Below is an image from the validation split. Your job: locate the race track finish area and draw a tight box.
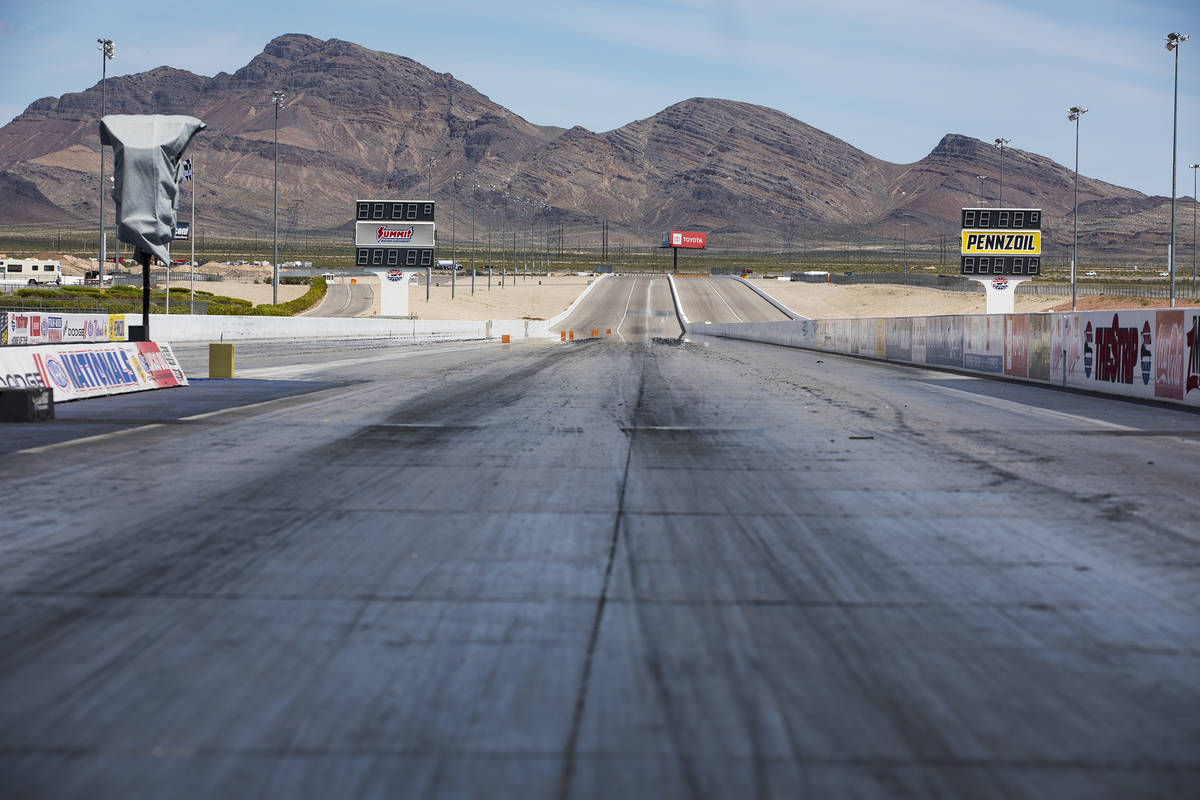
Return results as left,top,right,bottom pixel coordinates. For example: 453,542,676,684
1,277,1198,797
673,275,793,323
556,275,682,340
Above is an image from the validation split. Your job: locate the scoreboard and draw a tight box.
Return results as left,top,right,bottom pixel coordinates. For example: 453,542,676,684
354,199,435,268
356,200,435,222
960,207,1042,276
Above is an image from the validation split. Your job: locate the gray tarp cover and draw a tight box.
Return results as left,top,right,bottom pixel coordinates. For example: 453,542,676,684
100,115,205,265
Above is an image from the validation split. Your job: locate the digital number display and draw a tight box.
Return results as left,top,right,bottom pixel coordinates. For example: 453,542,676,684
355,247,434,267
960,256,1041,276
356,201,435,222
961,208,1041,230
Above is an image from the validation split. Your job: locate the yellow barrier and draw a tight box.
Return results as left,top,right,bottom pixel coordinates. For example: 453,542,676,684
209,342,235,378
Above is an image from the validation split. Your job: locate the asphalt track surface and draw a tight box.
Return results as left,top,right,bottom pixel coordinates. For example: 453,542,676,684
673,276,794,324
1,276,1198,798
303,280,374,317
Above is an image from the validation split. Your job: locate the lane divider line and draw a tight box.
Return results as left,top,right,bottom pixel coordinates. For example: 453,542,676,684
730,275,807,320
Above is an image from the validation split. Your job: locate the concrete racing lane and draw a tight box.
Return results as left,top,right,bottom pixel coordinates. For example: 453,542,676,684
0,324,1197,797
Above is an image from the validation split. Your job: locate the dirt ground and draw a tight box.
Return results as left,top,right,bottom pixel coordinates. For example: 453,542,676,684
1047,294,1200,312
755,281,1065,318
322,272,598,320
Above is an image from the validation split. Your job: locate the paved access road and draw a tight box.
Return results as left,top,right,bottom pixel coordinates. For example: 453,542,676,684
1,279,1198,798
672,275,794,324
304,278,375,317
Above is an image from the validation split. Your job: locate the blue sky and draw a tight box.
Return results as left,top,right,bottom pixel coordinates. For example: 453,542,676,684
0,0,1196,197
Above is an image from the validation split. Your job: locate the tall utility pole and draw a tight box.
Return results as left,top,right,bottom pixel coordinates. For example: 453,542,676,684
426,157,437,197
471,182,479,294
271,90,285,305
976,175,987,206
451,172,460,298
993,138,1011,207
97,38,114,284
1068,106,1087,312
1166,32,1188,308
1191,163,1199,296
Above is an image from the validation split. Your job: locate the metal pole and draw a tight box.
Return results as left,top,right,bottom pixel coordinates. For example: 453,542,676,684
451,172,459,299
1167,33,1187,308
272,90,284,305
1070,108,1085,312
1192,163,1198,297
994,138,1010,208
190,160,196,313
903,218,908,276
471,182,477,294
98,39,112,285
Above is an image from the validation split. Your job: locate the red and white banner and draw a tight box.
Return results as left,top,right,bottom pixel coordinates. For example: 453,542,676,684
0,341,187,402
662,231,707,249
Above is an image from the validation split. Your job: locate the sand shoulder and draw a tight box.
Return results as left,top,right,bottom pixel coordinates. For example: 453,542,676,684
754,281,1065,318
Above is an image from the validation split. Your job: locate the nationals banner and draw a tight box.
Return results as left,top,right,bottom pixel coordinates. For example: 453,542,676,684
0,341,188,401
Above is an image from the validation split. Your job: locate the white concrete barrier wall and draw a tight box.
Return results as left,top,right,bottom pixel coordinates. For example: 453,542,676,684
546,272,609,330
123,314,555,342
698,309,1200,408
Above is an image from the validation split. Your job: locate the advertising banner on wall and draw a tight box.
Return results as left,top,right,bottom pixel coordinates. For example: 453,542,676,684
0,341,187,401
702,307,1200,409
1,312,121,347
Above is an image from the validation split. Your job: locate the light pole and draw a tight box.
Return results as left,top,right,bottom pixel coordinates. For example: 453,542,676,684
1068,106,1087,312
426,157,437,198
97,38,113,284
471,181,479,294
1166,32,1188,308
451,171,460,298
1191,162,1198,296
993,138,1011,207
976,175,987,205
271,90,285,304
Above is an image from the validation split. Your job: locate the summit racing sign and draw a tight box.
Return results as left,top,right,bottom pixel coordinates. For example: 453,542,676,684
961,231,1042,255
376,226,414,242
354,221,435,248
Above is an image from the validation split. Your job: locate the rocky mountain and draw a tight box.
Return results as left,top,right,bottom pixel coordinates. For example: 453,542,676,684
0,33,1183,255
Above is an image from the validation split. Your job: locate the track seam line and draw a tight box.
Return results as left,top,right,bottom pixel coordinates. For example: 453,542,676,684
556,356,642,800
613,276,639,342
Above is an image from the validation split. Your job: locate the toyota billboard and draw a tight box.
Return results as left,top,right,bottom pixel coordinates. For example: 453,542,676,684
661,231,707,249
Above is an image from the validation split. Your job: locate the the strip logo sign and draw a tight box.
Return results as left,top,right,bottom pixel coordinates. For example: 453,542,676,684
961,231,1041,255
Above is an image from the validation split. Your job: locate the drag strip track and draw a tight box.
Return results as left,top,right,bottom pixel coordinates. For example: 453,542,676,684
303,280,375,317
673,276,794,324
555,275,682,341
1,321,1198,796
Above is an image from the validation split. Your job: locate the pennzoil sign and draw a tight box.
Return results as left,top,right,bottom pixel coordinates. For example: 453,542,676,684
961,230,1041,255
